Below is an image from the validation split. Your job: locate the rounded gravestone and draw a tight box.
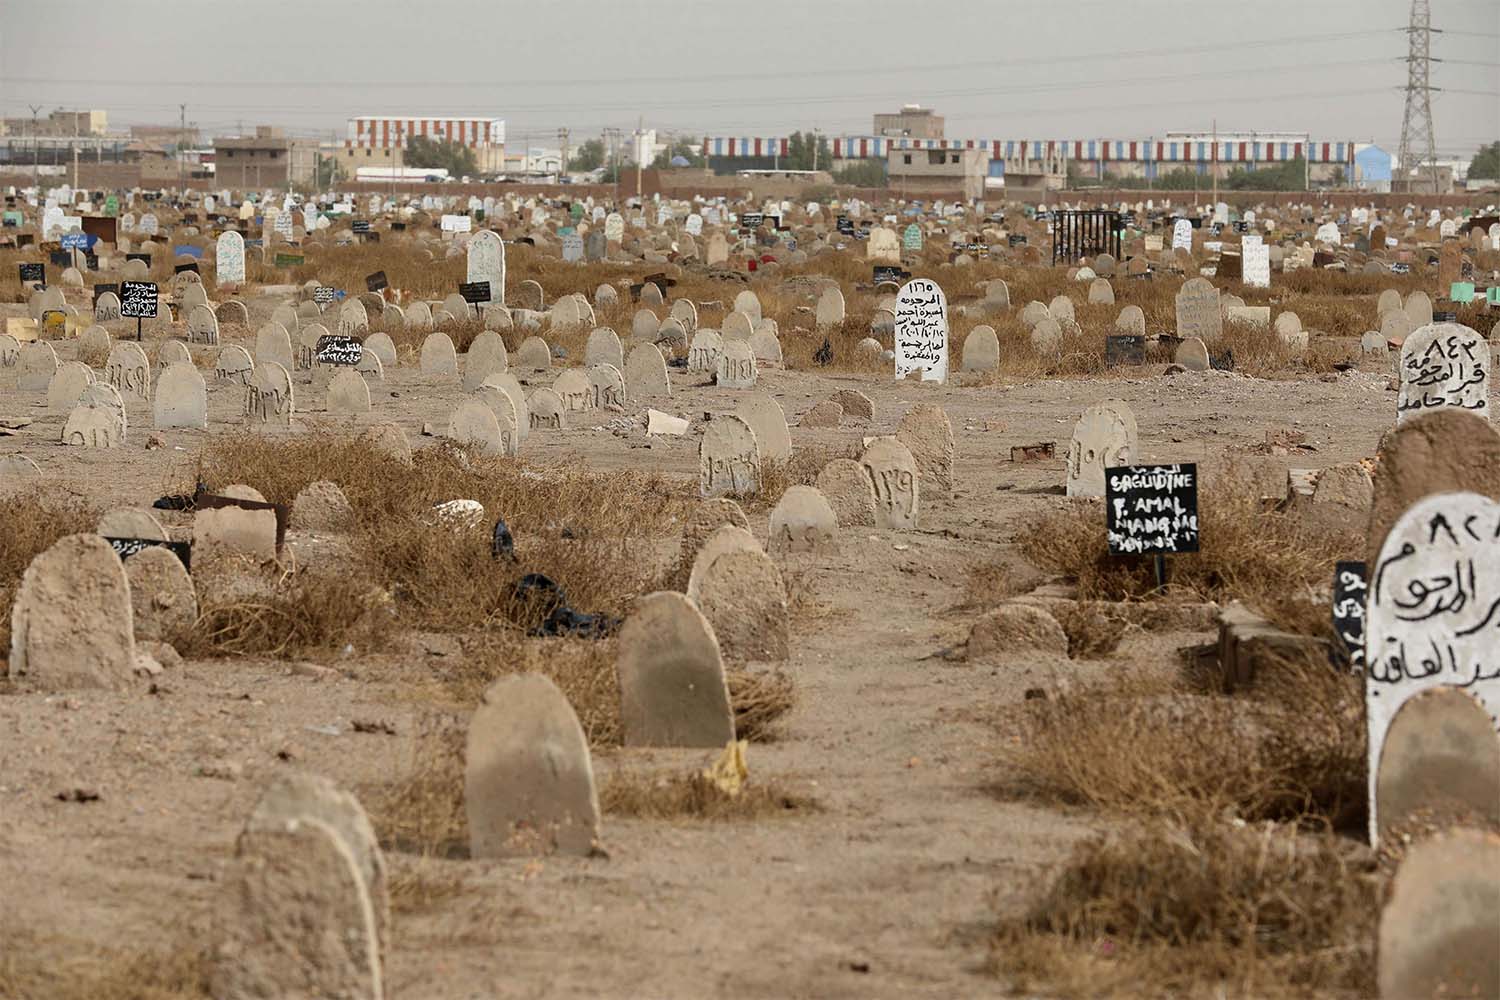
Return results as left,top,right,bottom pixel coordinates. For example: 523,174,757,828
769,485,839,554
419,332,458,375
816,458,878,528
1376,687,1500,840
124,545,198,641
465,674,600,858
8,534,135,690
1378,829,1500,1000
463,330,508,391
859,437,919,530
624,343,670,398
515,336,551,371
897,403,954,499
734,392,791,464
616,591,735,747
961,325,999,373
693,548,790,663
699,414,760,497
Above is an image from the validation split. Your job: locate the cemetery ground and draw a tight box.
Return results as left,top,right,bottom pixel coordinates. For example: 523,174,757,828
0,231,1496,998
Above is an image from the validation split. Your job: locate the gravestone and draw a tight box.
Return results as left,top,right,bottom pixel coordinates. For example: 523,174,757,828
255,322,294,373
1364,490,1500,843
867,226,901,263
364,332,397,368
1087,278,1115,305
625,343,670,398
46,361,94,414
17,341,59,392
769,485,839,554
1396,323,1489,425
246,772,390,965
897,403,955,498
1376,686,1499,843
860,437,919,530
816,458,878,527
734,393,791,463
337,299,369,339
326,369,371,416
688,329,723,373
1066,401,1138,498
632,309,660,344
553,369,593,413
474,379,520,455
1377,828,1500,1000
1406,291,1434,329
246,360,294,428
215,230,245,285
815,287,846,329
716,340,757,389
527,387,565,430
124,545,197,641
1115,305,1146,337
465,674,600,857
1175,277,1223,342
515,336,551,370
419,332,458,375
213,817,381,1000
1031,317,1063,356
894,278,949,383
584,328,624,370
153,363,209,430
466,229,506,306
722,311,754,342
668,299,698,334
692,547,790,662
462,330,508,391
586,364,625,410
62,397,125,448
960,325,998,372
699,414,760,497
8,534,135,690
447,399,506,455
616,591,735,747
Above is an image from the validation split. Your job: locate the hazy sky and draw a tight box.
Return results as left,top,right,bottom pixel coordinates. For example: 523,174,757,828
3,0,1496,156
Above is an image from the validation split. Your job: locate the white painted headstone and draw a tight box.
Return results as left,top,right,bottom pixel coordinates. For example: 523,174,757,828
893,278,948,383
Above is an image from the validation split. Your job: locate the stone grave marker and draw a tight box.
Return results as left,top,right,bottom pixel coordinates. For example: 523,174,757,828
1175,276,1223,342
897,403,955,498
716,340,757,389
769,485,839,554
8,534,135,690
894,278,948,383
466,229,506,305
246,360,294,428
616,592,735,747
462,330,509,391
527,386,566,430
688,329,723,373
465,674,600,857
153,363,208,430
17,341,58,392
255,322,294,373
699,414,760,497
1066,401,1138,498
1396,323,1488,425
1378,828,1500,1000
625,343,670,398
1364,490,1500,843
860,437,919,529
584,327,624,369
734,393,791,463
123,545,197,641
46,360,94,414
419,332,458,375
692,547,790,662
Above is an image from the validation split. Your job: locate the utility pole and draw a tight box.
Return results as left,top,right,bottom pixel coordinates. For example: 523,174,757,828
1398,0,1441,195
1211,118,1218,205
72,137,78,191
635,115,643,200
558,127,570,180
178,103,187,194
29,105,42,193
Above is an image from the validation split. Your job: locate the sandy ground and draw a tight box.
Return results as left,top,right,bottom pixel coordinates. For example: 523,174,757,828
0,303,1415,998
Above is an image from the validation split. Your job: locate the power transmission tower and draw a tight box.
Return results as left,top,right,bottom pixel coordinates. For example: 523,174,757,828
1398,0,1441,195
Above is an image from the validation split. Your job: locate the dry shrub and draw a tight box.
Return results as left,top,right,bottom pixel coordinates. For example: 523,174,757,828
365,711,468,857
990,818,1380,999
0,925,209,1000
1015,466,1356,636
189,433,687,631
174,567,393,658
727,669,797,742
1054,601,1127,659
0,490,99,653
386,855,470,915
961,558,1044,609
1004,651,1366,831
600,769,816,820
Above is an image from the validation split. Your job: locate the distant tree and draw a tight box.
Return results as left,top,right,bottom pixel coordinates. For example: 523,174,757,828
569,137,605,172
832,159,886,187
404,136,477,177
1225,157,1305,191
315,156,345,188
651,138,704,169
1469,141,1500,180
783,131,831,171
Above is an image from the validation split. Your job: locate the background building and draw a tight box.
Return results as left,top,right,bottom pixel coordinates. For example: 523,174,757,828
338,115,506,175
215,126,318,188
886,145,989,201
873,105,944,140
0,108,108,137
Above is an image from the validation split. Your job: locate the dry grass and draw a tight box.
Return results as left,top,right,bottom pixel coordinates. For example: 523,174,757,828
989,817,1380,999
1000,649,1366,832
1009,465,1356,638
600,768,817,820
1053,601,1128,659
386,855,472,915
172,566,393,659
186,432,687,635
0,925,209,1000
0,490,100,654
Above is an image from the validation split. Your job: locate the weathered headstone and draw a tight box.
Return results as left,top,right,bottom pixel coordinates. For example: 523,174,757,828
616,591,735,747
8,534,135,690
859,437,919,530
894,278,948,383
699,414,760,497
1066,401,1138,498
1396,323,1489,425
